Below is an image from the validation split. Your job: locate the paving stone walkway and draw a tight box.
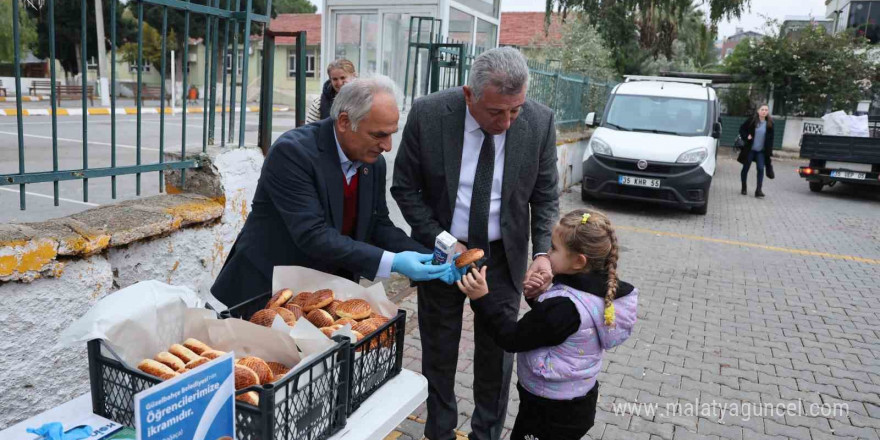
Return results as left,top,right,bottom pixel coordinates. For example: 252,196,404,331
386,155,880,440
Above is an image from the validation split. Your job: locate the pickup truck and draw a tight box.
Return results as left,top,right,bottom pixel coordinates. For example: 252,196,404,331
797,120,880,192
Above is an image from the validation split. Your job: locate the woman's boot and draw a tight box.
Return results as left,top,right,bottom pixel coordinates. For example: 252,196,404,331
755,187,765,198
741,182,747,195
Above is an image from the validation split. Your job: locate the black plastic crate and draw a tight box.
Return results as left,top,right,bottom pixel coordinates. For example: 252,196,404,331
223,292,405,415
87,336,350,440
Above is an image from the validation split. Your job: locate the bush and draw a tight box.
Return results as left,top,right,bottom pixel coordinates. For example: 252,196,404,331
725,23,878,117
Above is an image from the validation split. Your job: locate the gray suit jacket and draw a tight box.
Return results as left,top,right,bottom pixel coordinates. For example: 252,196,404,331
391,87,559,290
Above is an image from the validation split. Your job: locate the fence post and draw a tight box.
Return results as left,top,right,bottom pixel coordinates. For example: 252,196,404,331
582,76,590,124
295,31,307,126
551,71,561,117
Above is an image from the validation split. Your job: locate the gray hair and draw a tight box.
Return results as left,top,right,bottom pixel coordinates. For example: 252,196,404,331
468,46,529,101
330,75,400,131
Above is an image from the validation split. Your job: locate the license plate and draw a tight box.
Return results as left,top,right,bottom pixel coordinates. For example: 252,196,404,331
618,175,661,188
831,170,866,180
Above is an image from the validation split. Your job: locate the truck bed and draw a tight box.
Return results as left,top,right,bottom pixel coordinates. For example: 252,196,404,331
800,133,880,164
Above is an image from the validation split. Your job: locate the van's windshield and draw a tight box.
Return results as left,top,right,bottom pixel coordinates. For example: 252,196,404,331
604,94,710,137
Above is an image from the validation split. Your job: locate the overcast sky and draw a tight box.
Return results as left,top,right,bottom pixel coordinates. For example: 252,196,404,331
308,0,829,39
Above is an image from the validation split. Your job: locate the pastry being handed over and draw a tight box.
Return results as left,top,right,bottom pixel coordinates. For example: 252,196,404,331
455,248,485,268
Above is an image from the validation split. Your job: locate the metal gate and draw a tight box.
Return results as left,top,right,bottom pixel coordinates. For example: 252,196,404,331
402,16,479,107
2,0,306,210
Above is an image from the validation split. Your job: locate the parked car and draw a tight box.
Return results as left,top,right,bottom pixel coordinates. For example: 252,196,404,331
797,118,880,193
582,76,722,215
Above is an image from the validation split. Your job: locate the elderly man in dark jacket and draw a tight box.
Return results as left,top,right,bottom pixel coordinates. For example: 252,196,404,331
212,77,456,307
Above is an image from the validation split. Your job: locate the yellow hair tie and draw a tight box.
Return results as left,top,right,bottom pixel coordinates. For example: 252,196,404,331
581,213,591,224
604,303,616,326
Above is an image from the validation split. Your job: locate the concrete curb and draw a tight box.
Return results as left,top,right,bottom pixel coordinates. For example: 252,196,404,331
0,96,44,102
0,105,291,116
0,193,223,282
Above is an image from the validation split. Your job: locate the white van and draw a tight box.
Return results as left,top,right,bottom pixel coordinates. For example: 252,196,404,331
582,76,721,215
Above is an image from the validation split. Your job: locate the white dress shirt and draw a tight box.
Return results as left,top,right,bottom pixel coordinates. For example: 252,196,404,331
450,107,506,244
334,129,395,279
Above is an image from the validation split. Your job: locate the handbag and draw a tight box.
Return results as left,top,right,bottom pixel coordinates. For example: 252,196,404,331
733,135,745,150
766,163,775,179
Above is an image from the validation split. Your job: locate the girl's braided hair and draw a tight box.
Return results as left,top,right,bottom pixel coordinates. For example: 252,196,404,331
556,209,620,326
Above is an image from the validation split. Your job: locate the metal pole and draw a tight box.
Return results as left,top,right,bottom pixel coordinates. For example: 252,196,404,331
208,0,221,145
295,31,306,127
95,0,111,106
49,0,59,205
13,0,26,209
259,31,275,153
160,7,168,192
136,0,144,195
171,50,176,108
202,10,213,152
220,0,230,147
110,0,117,199
228,0,239,145
238,0,253,147
181,1,191,187
81,0,89,202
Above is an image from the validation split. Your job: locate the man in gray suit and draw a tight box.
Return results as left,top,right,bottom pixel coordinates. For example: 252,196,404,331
392,47,559,440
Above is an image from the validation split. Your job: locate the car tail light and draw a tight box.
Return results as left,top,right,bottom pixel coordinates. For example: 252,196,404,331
800,167,814,175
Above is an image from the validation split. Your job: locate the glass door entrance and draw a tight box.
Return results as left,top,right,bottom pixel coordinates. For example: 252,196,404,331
334,13,379,75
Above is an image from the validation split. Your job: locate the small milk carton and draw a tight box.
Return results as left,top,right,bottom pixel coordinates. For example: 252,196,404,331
433,231,458,266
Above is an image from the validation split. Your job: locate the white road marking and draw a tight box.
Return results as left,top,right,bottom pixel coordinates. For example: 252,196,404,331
0,187,100,206
0,130,161,152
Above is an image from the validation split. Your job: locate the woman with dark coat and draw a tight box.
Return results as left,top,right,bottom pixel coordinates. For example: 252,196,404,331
305,58,357,123
738,104,774,198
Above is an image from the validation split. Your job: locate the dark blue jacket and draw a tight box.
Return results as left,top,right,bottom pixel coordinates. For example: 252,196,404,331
211,118,428,307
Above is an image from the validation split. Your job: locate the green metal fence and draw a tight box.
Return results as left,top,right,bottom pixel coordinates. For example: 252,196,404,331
2,0,306,210
526,60,618,128
402,28,616,128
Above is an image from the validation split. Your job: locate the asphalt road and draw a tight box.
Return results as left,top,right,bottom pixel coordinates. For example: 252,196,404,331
0,112,299,223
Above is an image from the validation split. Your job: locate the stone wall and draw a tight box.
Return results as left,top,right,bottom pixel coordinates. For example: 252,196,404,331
0,146,264,428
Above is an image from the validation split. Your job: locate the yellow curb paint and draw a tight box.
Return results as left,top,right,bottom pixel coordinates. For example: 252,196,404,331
125,108,138,115
616,225,880,265
55,108,69,116
383,432,403,440
89,108,111,115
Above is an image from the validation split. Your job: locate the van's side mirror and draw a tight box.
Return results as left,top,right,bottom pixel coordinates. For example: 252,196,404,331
585,112,597,127
712,122,722,139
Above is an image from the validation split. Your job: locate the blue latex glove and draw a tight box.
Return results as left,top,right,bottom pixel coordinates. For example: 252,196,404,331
438,264,464,285
27,422,93,440
392,252,451,282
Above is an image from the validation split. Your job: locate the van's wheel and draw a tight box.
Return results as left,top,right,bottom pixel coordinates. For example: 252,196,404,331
809,182,824,193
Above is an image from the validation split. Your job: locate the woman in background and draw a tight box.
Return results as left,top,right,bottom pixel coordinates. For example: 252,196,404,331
305,59,357,123
738,104,774,198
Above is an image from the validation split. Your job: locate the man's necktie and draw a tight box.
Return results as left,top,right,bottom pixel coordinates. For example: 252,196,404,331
467,129,495,261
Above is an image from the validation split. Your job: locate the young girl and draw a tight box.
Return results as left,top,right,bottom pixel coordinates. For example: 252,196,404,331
458,209,638,440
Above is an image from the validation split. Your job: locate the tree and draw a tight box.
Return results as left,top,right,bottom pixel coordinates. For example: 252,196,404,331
26,0,137,77
0,0,39,63
547,15,616,80
119,22,177,74
725,22,878,117
546,0,746,75
271,0,316,16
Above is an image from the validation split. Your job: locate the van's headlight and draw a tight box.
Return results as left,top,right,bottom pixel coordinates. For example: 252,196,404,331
676,147,708,164
590,138,613,156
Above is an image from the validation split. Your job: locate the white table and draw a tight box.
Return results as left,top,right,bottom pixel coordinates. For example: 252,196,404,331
0,369,427,440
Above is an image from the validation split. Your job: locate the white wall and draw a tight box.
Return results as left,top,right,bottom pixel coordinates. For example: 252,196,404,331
781,116,824,150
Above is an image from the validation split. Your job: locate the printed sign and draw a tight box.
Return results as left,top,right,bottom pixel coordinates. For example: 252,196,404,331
134,352,236,440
